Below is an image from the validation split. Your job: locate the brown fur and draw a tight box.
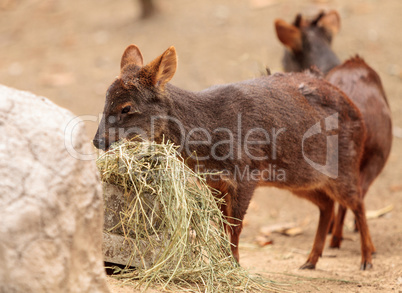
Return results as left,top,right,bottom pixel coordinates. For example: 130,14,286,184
94,45,374,269
275,11,392,252
326,56,392,248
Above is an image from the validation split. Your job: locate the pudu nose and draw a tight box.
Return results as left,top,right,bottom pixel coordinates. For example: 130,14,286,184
93,138,107,151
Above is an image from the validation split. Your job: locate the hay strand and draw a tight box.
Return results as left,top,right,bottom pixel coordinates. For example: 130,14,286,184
97,140,279,292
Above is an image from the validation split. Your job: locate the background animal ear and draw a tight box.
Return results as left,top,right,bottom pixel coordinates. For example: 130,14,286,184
121,44,144,69
317,10,341,37
293,13,303,27
146,46,177,90
275,19,302,52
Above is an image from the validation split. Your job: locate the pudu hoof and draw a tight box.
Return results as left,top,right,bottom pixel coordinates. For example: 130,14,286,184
299,262,316,270
360,262,373,270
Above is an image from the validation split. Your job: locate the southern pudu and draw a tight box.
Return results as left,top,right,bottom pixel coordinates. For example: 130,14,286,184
275,10,392,250
93,44,375,269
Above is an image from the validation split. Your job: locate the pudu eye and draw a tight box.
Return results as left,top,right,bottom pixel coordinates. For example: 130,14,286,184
121,105,131,114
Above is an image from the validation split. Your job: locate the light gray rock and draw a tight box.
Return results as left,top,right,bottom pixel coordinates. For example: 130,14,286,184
0,85,110,293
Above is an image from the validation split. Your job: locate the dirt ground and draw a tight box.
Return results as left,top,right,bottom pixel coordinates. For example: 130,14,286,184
1,0,402,292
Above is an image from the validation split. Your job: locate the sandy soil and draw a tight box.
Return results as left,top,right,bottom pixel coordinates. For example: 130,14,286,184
1,0,402,292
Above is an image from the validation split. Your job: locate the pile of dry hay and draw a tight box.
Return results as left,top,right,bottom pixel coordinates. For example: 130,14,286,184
97,140,279,292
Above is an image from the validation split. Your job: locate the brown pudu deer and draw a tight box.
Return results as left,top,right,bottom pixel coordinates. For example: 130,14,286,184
275,10,392,249
94,44,375,269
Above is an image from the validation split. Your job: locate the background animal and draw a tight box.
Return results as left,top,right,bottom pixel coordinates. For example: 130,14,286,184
275,10,392,249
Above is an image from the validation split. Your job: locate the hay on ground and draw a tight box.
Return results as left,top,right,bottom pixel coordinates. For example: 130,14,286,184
96,139,280,292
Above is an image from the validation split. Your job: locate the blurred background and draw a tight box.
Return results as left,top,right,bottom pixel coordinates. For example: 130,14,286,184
1,0,401,137
2,1,402,290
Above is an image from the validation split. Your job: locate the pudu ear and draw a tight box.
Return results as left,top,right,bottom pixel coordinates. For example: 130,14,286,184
317,10,341,37
293,13,303,27
145,46,177,90
120,44,144,69
274,19,302,52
